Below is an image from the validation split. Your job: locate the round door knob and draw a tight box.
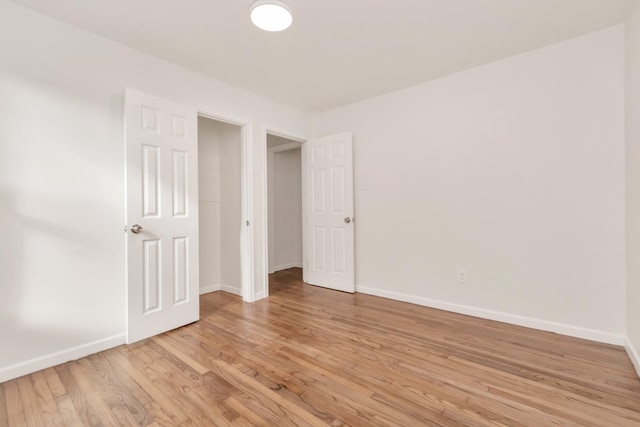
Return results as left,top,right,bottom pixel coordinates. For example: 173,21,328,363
131,224,143,234
344,217,351,224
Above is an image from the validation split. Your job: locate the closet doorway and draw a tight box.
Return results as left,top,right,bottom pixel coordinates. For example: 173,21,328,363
267,134,303,292
198,116,244,297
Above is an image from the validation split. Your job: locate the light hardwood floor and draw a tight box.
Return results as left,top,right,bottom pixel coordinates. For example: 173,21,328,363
1,268,639,426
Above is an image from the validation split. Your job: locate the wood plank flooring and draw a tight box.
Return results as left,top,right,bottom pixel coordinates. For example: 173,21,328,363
1,267,639,426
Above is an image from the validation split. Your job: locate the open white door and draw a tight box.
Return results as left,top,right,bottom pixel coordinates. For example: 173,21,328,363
305,132,355,292
125,88,199,344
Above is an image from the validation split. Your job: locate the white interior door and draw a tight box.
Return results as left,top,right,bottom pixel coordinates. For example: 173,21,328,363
125,88,199,344
304,132,355,292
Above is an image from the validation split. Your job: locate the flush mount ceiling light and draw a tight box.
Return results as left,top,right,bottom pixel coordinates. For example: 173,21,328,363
250,0,293,32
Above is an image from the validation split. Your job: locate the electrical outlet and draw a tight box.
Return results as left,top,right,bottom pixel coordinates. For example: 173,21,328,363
457,267,468,284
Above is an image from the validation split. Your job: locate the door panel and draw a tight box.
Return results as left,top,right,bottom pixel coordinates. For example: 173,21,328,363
125,88,199,344
172,150,188,217
142,145,160,217
143,239,161,313
173,237,189,304
305,132,354,292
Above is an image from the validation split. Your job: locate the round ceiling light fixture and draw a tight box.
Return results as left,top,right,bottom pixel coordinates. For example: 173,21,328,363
250,0,293,32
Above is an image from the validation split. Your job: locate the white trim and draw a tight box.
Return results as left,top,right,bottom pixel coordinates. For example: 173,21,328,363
197,110,251,128
268,141,303,153
240,122,255,303
266,129,307,143
257,127,270,301
221,284,243,296
274,263,303,271
356,285,625,345
199,284,221,295
267,151,275,276
0,334,126,383
625,338,640,378
301,143,308,284
255,291,267,300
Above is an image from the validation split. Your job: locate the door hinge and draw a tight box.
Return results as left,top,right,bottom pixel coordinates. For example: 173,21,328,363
246,220,250,226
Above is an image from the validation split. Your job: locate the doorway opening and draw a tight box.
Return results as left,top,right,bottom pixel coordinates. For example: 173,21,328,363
198,116,244,297
266,133,304,295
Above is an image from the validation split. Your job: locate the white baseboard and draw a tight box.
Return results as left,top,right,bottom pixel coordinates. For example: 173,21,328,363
0,333,126,383
199,284,221,295
355,285,625,346
201,283,243,298
274,263,302,272
221,284,242,297
255,291,267,300
625,338,640,378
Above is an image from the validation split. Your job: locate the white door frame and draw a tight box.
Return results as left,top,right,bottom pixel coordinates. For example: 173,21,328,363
259,128,307,298
197,111,254,303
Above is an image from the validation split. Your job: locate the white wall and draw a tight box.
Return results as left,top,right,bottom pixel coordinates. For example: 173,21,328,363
312,26,626,343
198,118,222,293
0,0,632,383
0,0,309,382
625,3,640,375
272,148,303,271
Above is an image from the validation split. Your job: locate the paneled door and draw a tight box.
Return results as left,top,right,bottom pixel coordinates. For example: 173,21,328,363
305,132,355,292
124,88,199,344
